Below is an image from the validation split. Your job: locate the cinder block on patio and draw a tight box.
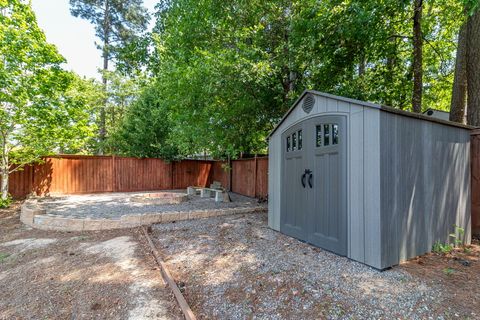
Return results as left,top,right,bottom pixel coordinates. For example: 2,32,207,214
200,189,212,198
20,204,46,226
187,186,196,195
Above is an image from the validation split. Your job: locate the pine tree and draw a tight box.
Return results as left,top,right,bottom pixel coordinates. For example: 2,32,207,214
69,0,149,153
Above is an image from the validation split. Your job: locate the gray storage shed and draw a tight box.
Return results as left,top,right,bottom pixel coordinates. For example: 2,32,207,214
268,90,472,270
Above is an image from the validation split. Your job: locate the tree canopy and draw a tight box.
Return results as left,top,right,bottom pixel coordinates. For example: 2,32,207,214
117,0,468,159
0,0,99,199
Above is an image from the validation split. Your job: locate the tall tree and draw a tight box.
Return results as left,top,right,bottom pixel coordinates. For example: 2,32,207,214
466,7,480,125
449,23,467,123
0,0,94,200
412,0,424,112
69,0,149,152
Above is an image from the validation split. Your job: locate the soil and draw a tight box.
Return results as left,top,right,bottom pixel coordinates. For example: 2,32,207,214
0,202,183,320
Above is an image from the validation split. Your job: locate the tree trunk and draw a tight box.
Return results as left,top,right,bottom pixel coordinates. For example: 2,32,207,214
1,169,8,200
449,23,468,123
412,0,423,113
98,0,110,155
359,53,366,77
1,133,8,200
467,9,480,126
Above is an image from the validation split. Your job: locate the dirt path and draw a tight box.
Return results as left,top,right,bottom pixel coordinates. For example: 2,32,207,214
0,203,182,320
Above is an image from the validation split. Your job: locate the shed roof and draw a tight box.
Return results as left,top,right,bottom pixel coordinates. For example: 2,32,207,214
268,90,474,138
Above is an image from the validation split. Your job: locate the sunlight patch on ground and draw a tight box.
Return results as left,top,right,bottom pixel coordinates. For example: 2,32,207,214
1,238,58,252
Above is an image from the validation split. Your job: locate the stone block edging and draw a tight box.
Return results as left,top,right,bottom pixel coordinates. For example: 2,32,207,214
20,201,266,232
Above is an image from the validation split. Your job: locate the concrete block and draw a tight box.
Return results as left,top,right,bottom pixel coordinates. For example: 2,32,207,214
162,211,188,223
189,210,210,220
119,215,144,228
187,187,195,195
142,213,163,225
33,216,83,232
200,189,211,198
83,219,122,231
214,191,223,202
20,204,46,226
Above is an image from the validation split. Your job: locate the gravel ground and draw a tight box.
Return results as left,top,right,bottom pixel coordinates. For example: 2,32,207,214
152,213,478,319
0,205,183,319
33,191,262,219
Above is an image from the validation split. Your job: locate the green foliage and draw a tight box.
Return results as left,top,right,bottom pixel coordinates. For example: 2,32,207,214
0,252,10,263
0,194,12,208
432,224,466,254
0,0,97,199
443,267,455,276
108,84,179,159
118,0,465,158
432,241,454,254
449,224,465,247
69,0,150,68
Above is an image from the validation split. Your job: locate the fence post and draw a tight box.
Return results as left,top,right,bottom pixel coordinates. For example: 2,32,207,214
228,156,232,192
112,155,116,192
253,155,258,198
171,161,175,189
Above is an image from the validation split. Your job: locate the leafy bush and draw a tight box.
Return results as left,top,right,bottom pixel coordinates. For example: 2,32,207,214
432,225,466,254
449,225,465,247
0,195,12,209
432,241,454,254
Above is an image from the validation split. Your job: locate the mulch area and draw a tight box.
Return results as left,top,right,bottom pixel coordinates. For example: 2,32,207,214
400,236,480,318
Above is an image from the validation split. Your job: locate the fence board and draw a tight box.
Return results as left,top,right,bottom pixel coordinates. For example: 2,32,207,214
172,160,213,189
4,166,34,199
115,158,172,192
255,158,268,198
232,159,256,197
211,161,229,189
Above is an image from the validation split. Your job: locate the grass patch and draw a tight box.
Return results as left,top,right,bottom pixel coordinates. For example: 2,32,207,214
0,252,10,263
443,267,455,276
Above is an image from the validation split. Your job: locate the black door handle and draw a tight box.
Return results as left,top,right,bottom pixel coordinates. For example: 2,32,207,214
301,172,306,188
308,172,313,188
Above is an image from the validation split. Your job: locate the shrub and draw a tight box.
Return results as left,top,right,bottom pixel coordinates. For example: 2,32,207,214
0,195,13,209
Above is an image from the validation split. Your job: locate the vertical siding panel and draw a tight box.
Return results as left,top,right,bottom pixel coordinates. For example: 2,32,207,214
349,107,365,263
363,108,382,269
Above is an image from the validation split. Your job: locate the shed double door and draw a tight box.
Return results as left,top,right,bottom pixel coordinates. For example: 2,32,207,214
281,115,347,256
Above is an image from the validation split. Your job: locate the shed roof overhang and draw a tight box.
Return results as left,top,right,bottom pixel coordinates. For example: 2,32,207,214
267,90,475,139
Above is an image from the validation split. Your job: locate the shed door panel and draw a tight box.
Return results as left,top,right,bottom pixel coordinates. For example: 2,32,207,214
281,123,307,240
307,117,347,255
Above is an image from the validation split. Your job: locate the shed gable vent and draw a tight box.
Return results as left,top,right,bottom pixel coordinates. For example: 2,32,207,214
302,94,315,113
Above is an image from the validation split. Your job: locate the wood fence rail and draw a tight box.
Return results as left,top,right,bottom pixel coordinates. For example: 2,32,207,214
4,155,268,199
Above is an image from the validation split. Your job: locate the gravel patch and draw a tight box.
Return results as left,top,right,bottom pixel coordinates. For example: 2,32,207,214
33,191,262,219
152,213,460,319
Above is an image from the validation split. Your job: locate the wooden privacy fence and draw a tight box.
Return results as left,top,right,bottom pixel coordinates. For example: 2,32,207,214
5,155,268,199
